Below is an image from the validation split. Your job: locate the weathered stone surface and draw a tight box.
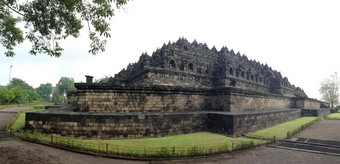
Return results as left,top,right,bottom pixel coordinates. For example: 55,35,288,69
26,108,305,138
207,109,301,135
67,38,327,113
109,38,306,97
26,38,330,139
25,108,207,139
301,108,331,117
70,85,326,113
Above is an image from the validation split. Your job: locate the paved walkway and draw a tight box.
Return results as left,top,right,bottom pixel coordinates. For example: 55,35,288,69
294,120,340,141
0,105,38,132
272,120,340,158
0,107,339,164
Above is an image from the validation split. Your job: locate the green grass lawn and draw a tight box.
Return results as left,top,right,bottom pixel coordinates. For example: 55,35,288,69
81,132,266,149
9,111,323,157
12,117,265,152
327,113,340,120
10,107,266,156
246,117,321,140
14,131,266,156
11,108,45,130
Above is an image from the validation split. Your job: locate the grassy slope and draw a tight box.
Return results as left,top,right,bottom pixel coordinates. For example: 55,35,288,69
80,132,266,150
246,117,320,139
17,131,266,155
9,107,45,130
327,113,340,120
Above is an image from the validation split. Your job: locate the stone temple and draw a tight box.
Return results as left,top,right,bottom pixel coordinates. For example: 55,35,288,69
26,38,330,139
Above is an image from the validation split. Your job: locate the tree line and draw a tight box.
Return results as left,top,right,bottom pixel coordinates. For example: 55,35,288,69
0,77,76,105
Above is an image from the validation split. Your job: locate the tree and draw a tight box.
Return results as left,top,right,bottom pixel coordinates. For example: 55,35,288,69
51,89,63,104
10,87,24,104
7,78,34,90
36,83,53,102
0,0,129,57
25,89,39,102
95,75,111,83
319,72,339,108
54,77,76,103
0,88,14,104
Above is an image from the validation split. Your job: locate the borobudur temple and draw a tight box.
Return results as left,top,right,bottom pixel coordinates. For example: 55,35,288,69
25,38,330,139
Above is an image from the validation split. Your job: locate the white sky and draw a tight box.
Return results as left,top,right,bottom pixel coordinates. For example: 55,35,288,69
1,0,340,99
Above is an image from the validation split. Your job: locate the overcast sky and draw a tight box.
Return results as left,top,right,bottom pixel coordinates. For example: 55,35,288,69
1,0,340,99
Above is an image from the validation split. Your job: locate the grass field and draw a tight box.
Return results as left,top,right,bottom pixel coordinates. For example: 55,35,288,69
327,113,340,120
246,117,321,140
9,111,324,157
81,132,266,150
10,113,265,150
9,107,266,157
14,131,266,157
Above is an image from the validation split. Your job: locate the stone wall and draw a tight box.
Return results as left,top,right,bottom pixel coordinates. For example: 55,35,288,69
26,109,207,139
26,108,304,138
67,91,76,106
210,87,294,112
301,108,331,117
71,84,325,113
74,84,214,112
304,99,323,108
207,109,301,135
293,98,323,109
224,76,271,94
228,91,292,112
